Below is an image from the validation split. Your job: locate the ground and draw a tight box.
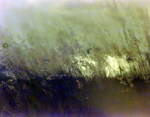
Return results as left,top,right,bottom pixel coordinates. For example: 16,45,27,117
0,67,150,117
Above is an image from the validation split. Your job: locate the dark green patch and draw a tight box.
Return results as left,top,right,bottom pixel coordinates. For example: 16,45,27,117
2,43,8,49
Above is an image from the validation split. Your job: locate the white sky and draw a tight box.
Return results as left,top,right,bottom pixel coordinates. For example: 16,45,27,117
0,0,149,8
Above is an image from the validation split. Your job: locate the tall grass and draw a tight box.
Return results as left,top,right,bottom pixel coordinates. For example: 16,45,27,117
0,0,149,83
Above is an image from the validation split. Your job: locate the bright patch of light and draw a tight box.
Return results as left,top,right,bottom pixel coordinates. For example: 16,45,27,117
72,55,98,79
74,56,97,66
104,55,138,78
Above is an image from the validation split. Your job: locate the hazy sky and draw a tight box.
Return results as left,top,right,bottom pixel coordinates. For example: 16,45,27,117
0,0,149,10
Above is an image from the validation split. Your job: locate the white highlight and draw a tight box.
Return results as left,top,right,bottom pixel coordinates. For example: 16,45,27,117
71,55,98,79
104,55,139,78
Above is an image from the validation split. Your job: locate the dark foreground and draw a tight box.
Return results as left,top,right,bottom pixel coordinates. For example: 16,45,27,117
0,69,150,117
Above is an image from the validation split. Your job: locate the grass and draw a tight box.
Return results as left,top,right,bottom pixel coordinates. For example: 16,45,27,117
0,0,150,83
0,1,150,116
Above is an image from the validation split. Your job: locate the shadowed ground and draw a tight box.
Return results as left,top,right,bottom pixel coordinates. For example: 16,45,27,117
0,67,150,117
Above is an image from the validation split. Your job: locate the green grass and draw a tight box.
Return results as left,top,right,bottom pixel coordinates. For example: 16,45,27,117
0,0,149,83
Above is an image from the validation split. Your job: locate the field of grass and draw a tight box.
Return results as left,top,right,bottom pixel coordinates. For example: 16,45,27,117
0,0,150,82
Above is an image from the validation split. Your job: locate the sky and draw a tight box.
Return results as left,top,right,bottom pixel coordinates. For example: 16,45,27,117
0,0,149,9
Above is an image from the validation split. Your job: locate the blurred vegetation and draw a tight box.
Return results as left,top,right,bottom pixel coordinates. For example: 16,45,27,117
0,1,150,85
0,1,150,116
